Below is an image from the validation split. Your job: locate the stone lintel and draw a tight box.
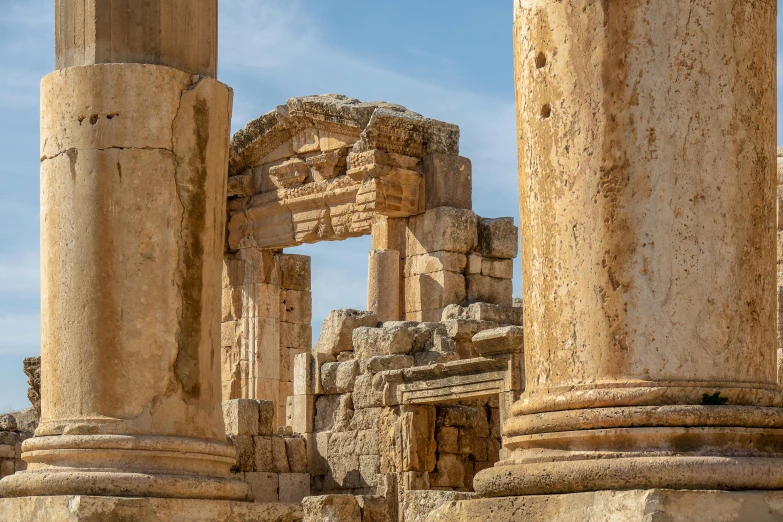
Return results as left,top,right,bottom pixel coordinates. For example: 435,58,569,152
380,356,511,405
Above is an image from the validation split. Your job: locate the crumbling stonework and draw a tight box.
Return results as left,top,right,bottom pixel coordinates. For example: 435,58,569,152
283,299,522,521
222,95,518,412
22,357,40,422
222,249,313,426
0,414,26,480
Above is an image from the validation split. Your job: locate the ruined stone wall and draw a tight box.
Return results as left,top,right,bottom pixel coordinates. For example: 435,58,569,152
222,250,312,426
287,301,522,521
223,399,310,504
0,415,27,480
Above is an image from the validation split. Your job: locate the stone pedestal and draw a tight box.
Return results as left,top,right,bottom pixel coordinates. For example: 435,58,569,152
428,490,783,522
0,496,302,522
475,0,782,497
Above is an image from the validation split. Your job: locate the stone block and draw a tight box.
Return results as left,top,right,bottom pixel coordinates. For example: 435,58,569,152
256,319,282,380
279,253,311,291
0,432,20,446
279,348,303,386
227,172,254,198
438,406,479,428
303,495,361,522
405,309,445,323
359,354,415,374
472,326,525,355
356,429,380,455
359,455,382,488
281,322,313,350
337,351,356,362
436,427,459,454
402,471,431,492
254,284,280,319
0,445,16,460
321,360,358,394
230,434,255,472
244,472,278,503
329,430,358,456
490,408,502,439
486,437,501,462
327,454,362,489
430,453,465,488
280,289,312,324
307,431,330,476
477,217,518,259
315,309,378,355
221,286,243,322
405,271,466,312
253,435,272,472
0,496,304,522
404,251,467,277
407,207,478,255
0,458,14,478
287,394,315,434
428,490,783,522
443,318,494,341
352,374,388,409
465,302,523,325
465,274,513,307
223,254,246,288
315,394,354,432
353,325,415,359
351,408,384,431
367,249,401,323
481,258,513,279
466,253,483,274
272,436,290,473
259,400,275,437
371,216,407,252
400,405,436,473
422,153,472,210
279,472,310,504
222,399,260,437
285,437,308,473
221,321,238,347
293,353,312,396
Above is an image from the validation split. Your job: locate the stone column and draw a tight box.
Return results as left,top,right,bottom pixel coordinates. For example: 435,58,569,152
0,0,248,500
476,0,783,496
367,249,401,322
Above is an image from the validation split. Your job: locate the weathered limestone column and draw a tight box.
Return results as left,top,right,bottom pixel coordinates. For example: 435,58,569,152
475,0,783,496
0,0,248,500
367,249,401,322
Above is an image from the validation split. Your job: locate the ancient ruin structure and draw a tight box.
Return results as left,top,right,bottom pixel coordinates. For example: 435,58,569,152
2,0,783,521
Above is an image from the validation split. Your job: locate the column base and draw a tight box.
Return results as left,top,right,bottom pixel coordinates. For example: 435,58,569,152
0,434,251,501
428,490,783,522
474,456,783,497
0,495,302,522
0,470,251,501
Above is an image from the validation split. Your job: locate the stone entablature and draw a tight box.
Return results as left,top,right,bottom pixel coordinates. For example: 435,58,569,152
226,95,460,251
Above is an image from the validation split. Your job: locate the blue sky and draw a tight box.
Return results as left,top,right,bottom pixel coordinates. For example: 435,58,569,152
1,2,782,413
0,1,518,411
